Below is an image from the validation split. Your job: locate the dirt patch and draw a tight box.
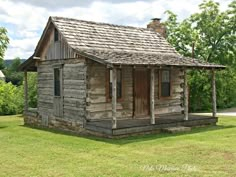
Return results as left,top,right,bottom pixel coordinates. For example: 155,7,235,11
223,151,235,161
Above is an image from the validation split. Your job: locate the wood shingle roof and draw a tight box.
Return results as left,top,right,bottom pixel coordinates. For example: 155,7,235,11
52,16,177,55
51,16,225,69
78,49,225,68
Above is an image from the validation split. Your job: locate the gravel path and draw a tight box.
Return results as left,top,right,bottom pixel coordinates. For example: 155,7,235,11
192,107,236,116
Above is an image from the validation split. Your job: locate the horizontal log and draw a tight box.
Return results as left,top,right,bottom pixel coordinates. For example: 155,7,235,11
64,102,85,109
63,85,86,91
38,88,53,95
86,103,123,112
64,89,86,95
64,94,85,99
87,110,132,120
64,80,85,86
86,96,106,104
38,102,53,109
64,108,85,117
38,107,53,115
64,63,85,68
88,88,105,95
64,105,84,112
155,105,182,115
64,73,85,80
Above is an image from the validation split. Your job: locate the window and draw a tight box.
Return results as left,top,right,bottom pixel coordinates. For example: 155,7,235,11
54,68,61,96
54,28,59,42
108,69,122,99
160,70,171,97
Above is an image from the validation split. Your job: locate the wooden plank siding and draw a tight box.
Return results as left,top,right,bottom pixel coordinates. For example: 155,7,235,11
37,62,54,120
86,60,184,120
155,69,184,115
40,26,77,60
37,58,87,125
86,60,133,120
63,62,87,124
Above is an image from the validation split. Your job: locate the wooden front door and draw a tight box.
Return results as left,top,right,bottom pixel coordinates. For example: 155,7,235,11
134,69,150,117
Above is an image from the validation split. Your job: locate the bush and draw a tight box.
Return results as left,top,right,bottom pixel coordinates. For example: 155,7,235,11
0,80,24,115
27,73,37,108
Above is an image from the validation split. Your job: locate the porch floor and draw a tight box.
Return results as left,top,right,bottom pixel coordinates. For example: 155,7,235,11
85,114,218,137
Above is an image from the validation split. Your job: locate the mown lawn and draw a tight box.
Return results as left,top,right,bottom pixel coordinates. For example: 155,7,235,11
0,115,236,177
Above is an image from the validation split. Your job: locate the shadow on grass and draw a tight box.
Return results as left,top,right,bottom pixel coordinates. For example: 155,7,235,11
0,126,7,129
21,123,236,145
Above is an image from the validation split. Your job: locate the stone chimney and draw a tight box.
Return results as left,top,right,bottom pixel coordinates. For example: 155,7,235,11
147,18,166,38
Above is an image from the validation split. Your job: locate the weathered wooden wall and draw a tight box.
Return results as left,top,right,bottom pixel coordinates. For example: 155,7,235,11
154,69,184,115
86,61,184,120
63,60,87,124
37,57,86,125
37,62,54,121
40,26,77,60
86,60,133,120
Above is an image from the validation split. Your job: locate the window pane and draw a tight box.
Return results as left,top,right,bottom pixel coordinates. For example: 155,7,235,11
161,70,170,97
54,28,59,42
161,83,170,97
162,70,170,82
54,68,60,96
117,70,121,82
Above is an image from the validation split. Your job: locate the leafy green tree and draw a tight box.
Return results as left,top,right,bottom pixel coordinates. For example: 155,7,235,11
0,80,24,115
164,0,236,111
28,73,37,108
4,57,24,85
0,27,9,69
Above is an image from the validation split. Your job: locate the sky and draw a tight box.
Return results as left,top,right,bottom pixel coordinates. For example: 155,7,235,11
0,0,232,59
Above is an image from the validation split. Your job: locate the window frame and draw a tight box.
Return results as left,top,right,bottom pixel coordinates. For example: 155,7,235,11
159,70,172,99
53,67,61,97
54,28,59,42
106,68,123,102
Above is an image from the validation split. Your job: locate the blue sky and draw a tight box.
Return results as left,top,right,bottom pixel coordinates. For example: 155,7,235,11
0,0,231,59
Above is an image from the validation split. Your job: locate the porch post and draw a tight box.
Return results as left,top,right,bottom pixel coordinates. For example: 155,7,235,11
150,68,155,124
184,69,188,120
212,70,217,117
24,71,28,111
112,68,117,129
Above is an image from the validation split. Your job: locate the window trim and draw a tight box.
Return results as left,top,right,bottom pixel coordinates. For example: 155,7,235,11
53,67,62,97
106,68,123,102
54,28,59,42
158,70,172,99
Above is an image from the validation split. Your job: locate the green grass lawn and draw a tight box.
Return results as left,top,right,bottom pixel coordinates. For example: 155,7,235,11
0,115,236,177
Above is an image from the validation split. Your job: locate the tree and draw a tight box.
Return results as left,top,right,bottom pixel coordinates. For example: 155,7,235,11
28,73,37,108
164,0,236,111
4,57,24,85
0,80,24,115
0,27,9,69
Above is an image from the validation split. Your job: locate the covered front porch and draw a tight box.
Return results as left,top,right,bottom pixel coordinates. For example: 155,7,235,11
85,114,218,137
100,66,218,125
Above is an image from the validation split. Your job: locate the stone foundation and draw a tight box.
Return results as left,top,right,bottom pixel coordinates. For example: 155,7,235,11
24,110,41,126
24,110,86,134
48,117,85,133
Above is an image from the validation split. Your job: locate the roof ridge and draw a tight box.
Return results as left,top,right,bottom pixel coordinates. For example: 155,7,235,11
77,48,179,56
50,16,158,32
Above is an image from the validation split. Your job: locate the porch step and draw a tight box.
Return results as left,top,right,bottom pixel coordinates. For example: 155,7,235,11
161,126,191,134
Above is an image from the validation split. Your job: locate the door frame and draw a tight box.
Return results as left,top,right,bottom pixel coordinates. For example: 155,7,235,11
133,68,150,118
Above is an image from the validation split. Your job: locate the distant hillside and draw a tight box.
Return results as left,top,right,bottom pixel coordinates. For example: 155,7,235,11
4,59,26,67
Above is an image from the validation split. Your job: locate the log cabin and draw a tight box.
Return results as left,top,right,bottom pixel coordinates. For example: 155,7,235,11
19,16,225,137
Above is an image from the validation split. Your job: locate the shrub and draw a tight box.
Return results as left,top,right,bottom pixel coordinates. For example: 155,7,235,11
0,80,24,115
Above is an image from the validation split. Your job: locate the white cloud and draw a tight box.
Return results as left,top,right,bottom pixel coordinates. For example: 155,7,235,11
0,0,232,59
5,37,39,59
